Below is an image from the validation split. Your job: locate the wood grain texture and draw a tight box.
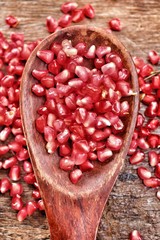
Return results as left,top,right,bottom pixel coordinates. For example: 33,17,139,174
0,0,160,240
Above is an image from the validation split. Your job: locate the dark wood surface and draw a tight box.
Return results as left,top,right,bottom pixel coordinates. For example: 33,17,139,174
0,0,160,239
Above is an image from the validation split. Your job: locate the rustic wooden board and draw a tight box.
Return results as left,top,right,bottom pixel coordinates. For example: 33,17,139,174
0,0,160,239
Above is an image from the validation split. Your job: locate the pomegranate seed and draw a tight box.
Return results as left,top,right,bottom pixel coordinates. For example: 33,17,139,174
59,157,74,171
17,207,28,222
61,2,78,14
37,50,54,64
11,195,24,211
35,115,47,133
129,230,142,240
59,144,71,156
32,189,41,199
5,15,19,27
128,139,138,155
0,126,11,141
58,14,72,28
32,69,48,81
148,50,159,65
148,151,159,167
151,75,160,89
137,138,149,150
143,177,160,188
97,148,113,162
137,167,152,180
2,156,17,169
129,151,145,164
10,182,23,196
46,16,58,33
106,134,123,151
80,161,94,172
155,163,160,178
23,161,33,173
147,134,159,148
8,165,21,181
16,147,29,161
146,118,159,130
0,145,9,155
69,169,82,184
145,101,158,117
26,201,37,216
0,178,11,193
37,199,45,211
85,45,96,59
46,140,58,154
8,141,22,152
32,83,45,97
24,173,36,185
101,62,118,80
83,4,95,19
140,64,153,78
71,9,84,23
108,18,121,31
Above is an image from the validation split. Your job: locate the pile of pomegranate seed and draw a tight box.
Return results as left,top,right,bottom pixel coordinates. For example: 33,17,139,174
32,38,133,184
0,2,159,239
46,2,95,33
0,24,45,221
128,56,160,191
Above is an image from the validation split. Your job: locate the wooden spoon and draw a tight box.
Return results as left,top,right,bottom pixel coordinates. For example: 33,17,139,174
20,25,139,240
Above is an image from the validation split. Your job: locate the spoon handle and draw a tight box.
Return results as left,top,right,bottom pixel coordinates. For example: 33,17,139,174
44,187,105,240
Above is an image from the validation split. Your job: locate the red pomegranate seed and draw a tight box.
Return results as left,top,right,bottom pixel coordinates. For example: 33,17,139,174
0,145,9,155
17,207,28,222
61,2,78,14
137,138,149,150
8,165,21,181
155,163,160,178
97,148,113,162
71,9,84,23
148,151,159,167
101,62,118,80
46,16,58,33
2,156,17,169
128,139,138,155
46,140,58,154
108,18,121,31
23,161,33,173
146,118,159,130
15,134,26,146
137,167,152,180
37,50,54,64
26,201,37,216
24,173,36,185
148,50,159,65
16,147,29,161
143,177,160,188
147,134,159,148
59,157,74,171
11,195,24,211
32,83,45,97
58,14,72,28
35,114,47,133
80,160,94,172
151,75,160,89
10,182,23,196
0,178,11,193
129,151,145,164
0,126,11,141
5,15,19,28
129,230,142,240
37,199,45,211
83,4,95,19
32,69,48,81
136,114,145,127
32,189,41,199
8,141,22,152
59,143,71,156
145,101,158,117
106,134,123,151
44,126,56,142
69,169,82,184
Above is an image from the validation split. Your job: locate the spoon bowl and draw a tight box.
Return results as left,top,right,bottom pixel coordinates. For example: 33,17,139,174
20,25,139,240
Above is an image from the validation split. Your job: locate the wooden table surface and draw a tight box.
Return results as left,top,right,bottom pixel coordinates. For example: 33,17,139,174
0,0,160,239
